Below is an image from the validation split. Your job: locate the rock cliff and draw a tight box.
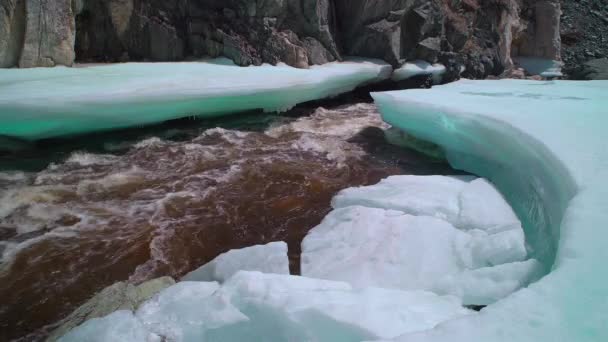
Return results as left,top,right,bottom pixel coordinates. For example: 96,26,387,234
0,0,573,79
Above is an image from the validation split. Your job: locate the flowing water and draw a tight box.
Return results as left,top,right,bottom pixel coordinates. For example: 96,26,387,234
0,102,458,341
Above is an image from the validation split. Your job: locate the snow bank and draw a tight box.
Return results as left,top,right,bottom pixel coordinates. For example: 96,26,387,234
181,241,289,282
372,79,608,342
59,272,471,342
0,59,391,141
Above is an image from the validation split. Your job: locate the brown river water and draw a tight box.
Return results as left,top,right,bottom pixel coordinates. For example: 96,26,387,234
0,102,458,341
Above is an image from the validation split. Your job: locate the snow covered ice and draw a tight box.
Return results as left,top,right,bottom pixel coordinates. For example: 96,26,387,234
181,241,289,282
59,272,471,342
302,176,539,305
0,58,391,142
372,79,608,342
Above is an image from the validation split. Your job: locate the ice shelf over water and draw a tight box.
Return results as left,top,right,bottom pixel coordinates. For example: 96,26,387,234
0,58,391,141
372,79,608,342
391,61,446,84
514,57,563,78
59,272,471,342
302,176,541,305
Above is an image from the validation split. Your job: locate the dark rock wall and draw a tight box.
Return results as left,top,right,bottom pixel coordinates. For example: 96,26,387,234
1,0,79,68
1,0,581,80
75,0,187,62
561,0,608,75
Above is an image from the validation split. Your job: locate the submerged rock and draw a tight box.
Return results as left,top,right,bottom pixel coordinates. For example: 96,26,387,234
47,276,175,341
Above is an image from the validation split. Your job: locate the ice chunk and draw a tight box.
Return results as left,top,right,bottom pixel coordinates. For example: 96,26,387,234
302,206,470,290
301,205,529,301
217,271,471,340
63,272,471,341
458,178,521,233
136,281,248,341
514,57,563,78
332,175,467,225
372,79,608,341
58,310,157,342
432,259,544,306
468,228,527,268
0,59,391,142
332,175,520,232
181,241,289,282
392,61,446,84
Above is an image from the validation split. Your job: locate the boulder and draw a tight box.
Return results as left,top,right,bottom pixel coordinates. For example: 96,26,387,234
46,277,175,342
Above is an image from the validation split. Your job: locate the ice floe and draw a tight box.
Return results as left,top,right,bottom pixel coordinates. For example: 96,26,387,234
0,58,391,142
181,241,289,282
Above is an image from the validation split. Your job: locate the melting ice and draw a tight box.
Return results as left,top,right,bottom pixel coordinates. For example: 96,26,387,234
0,58,391,142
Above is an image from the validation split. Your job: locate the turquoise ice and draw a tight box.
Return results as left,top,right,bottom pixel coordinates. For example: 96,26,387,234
391,61,446,84
372,79,608,342
0,59,391,141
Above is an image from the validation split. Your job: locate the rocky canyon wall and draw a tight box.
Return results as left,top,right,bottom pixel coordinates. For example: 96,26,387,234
0,0,569,79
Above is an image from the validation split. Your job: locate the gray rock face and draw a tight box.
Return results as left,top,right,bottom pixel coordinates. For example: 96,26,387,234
512,0,561,61
561,0,608,75
0,0,566,76
18,0,77,68
570,58,608,80
0,0,26,67
184,0,340,68
46,276,175,342
1,0,80,67
75,0,187,63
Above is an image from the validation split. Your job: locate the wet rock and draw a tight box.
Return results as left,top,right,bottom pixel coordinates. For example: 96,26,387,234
46,276,175,342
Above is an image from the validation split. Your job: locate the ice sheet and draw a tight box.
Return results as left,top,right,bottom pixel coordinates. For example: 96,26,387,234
372,79,608,341
0,58,391,141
